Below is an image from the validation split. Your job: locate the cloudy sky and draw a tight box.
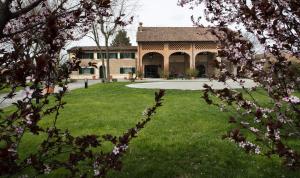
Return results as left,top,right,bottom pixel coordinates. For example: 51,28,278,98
68,0,206,48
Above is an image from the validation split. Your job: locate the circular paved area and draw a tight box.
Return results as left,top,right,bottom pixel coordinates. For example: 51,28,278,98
127,79,257,90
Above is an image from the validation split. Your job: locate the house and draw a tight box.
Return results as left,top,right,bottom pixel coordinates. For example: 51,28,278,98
68,24,237,79
67,46,137,80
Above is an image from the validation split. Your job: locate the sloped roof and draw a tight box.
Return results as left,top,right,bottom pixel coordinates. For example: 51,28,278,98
67,46,137,52
136,27,218,42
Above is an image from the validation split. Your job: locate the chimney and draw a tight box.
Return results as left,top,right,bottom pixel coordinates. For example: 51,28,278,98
139,22,143,32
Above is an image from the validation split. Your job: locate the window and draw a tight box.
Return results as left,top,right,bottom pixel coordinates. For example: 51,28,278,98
79,52,94,59
120,67,136,74
97,53,118,59
109,53,118,59
79,67,95,75
120,53,135,59
97,53,106,59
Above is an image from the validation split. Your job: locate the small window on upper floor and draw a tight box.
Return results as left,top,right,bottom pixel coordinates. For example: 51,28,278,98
109,53,118,59
97,53,107,59
120,53,135,59
79,52,94,59
97,53,118,59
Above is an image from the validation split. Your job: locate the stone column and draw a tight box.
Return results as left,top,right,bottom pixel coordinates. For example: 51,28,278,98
163,54,169,75
163,43,169,76
191,43,195,69
137,44,143,75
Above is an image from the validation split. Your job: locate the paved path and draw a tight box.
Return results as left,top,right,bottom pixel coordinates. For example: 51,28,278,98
126,79,257,91
0,80,102,109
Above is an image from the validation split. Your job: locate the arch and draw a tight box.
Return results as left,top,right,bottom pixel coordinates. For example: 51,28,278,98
142,52,164,78
169,52,190,78
195,51,217,78
141,51,164,58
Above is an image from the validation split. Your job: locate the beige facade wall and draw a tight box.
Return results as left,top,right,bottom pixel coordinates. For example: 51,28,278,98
69,52,137,80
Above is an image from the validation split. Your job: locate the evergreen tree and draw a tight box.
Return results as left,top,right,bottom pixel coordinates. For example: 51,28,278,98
111,30,132,47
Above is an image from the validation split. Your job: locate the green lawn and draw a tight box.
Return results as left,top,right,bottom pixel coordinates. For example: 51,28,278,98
6,83,300,177
0,86,23,95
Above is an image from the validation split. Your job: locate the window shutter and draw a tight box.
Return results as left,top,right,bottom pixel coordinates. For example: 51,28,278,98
90,68,95,74
132,67,136,73
131,53,135,59
90,53,94,59
120,53,124,59
120,67,124,74
79,67,83,74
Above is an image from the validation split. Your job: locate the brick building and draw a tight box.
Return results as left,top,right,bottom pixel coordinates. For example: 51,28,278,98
68,25,236,79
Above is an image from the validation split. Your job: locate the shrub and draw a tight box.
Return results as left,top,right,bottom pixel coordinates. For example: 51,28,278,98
159,70,169,79
185,69,199,79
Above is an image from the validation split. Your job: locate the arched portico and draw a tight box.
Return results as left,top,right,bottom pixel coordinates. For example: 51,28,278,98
195,52,217,78
142,52,164,78
169,52,190,78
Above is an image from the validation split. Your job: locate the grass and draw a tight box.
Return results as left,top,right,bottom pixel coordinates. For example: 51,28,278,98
4,83,300,177
0,87,21,95
0,85,26,95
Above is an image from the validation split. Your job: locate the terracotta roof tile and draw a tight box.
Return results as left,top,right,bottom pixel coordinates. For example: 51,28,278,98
137,27,218,42
67,46,137,52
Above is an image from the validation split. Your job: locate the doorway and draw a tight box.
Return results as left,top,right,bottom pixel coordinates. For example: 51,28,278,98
144,65,160,78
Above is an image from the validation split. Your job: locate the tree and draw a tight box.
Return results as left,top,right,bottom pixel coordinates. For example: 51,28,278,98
179,0,300,168
91,0,134,82
0,0,164,177
111,29,131,47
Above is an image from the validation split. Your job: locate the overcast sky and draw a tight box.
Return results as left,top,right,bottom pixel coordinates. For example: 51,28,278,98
68,0,206,48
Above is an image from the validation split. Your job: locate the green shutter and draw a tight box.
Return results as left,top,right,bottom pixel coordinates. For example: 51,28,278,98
120,68,124,74
132,67,136,73
98,53,106,59
79,67,83,74
90,53,94,59
120,53,124,59
90,68,95,74
131,53,135,59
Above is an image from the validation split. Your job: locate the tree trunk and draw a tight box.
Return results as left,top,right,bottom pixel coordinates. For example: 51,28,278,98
101,56,106,83
105,38,110,83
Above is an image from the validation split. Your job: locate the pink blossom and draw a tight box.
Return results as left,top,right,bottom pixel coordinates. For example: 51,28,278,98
283,96,300,104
